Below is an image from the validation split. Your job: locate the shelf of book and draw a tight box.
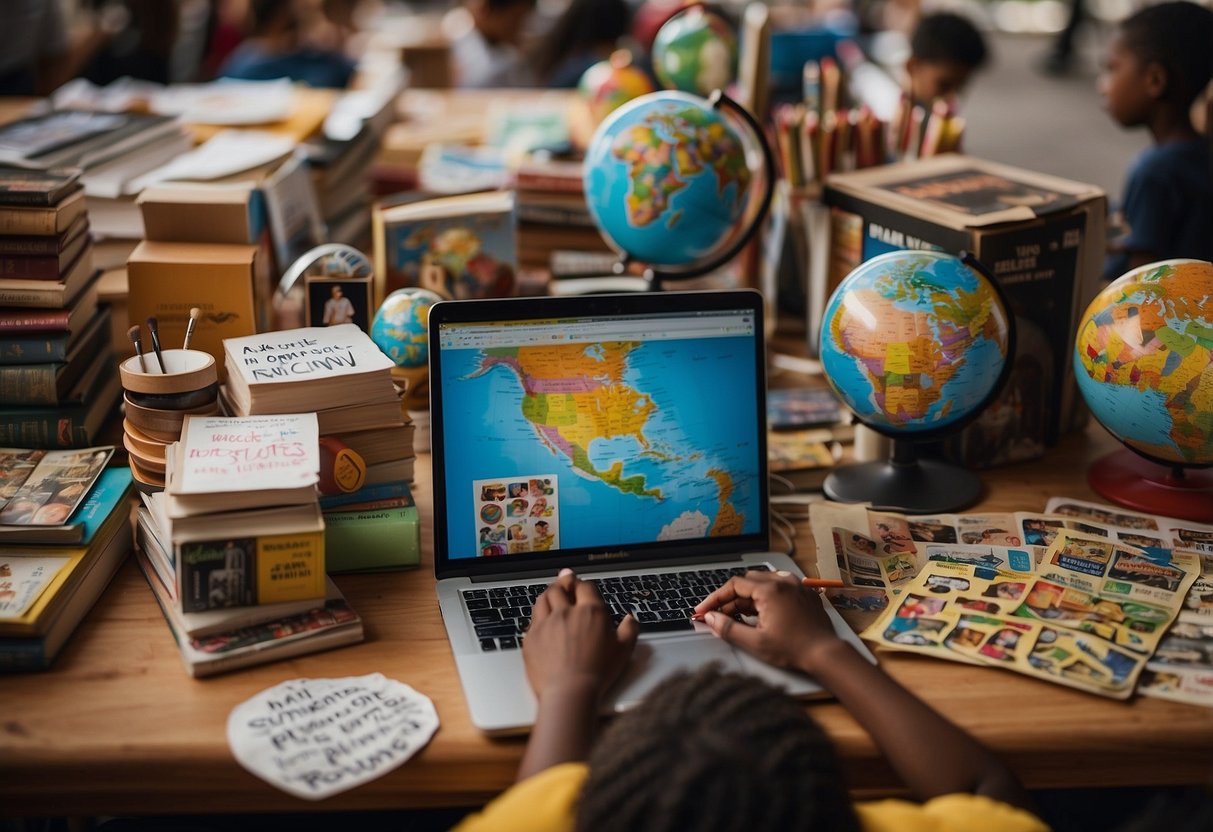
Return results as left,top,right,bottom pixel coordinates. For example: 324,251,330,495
1,426,1211,816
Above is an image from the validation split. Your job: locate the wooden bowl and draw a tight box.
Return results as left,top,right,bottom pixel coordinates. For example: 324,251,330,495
122,420,168,461
123,435,166,474
120,349,217,396
130,457,165,492
123,394,219,438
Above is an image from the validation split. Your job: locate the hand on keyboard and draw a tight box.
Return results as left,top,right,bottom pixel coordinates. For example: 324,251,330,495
523,569,639,701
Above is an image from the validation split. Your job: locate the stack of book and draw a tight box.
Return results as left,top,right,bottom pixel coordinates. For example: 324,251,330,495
135,413,364,677
0,170,118,448
0,109,192,270
512,159,611,271
221,325,420,571
0,452,133,671
222,325,415,482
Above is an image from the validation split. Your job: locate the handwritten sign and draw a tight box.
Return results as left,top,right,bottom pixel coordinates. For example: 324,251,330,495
177,414,319,494
227,674,440,801
226,324,394,386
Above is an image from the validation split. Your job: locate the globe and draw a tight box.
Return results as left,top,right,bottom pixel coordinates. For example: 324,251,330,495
583,90,757,269
578,52,656,128
371,287,443,369
1075,259,1213,467
651,6,737,96
820,250,1012,436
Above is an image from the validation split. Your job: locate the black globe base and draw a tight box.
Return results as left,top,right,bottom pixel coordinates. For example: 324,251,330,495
1089,449,1213,522
823,440,984,513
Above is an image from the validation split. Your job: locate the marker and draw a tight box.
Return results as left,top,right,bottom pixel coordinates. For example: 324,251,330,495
146,315,166,373
801,578,845,588
182,307,201,350
127,325,147,373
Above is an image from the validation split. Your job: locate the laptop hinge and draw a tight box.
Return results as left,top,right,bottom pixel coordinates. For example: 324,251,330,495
467,552,744,582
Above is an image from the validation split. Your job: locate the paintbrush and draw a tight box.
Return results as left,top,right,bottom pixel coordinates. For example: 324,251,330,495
127,325,147,373
182,307,201,351
146,315,166,373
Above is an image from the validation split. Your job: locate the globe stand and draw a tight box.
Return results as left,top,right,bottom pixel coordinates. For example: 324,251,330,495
1089,449,1213,522
823,439,984,514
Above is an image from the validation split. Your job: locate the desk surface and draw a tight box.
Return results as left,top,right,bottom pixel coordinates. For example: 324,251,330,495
2,426,1211,817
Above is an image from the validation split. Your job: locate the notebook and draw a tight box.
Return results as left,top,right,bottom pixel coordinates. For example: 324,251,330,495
428,289,871,734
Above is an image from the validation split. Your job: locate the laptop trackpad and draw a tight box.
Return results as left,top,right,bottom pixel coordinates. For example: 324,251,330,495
609,636,747,711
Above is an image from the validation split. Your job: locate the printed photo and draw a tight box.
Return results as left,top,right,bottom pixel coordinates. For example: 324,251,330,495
870,516,915,554
0,446,112,526
908,519,957,544
305,276,372,332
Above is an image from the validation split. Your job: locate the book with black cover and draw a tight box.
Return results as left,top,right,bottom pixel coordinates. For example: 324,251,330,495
0,169,82,207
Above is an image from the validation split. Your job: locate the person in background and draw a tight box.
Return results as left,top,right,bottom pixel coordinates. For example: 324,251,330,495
81,0,179,85
218,0,356,88
453,568,1046,832
0,1,115,95
449,0,537,88
529,0,631,88
905,11,989,107
1100,1,1213,280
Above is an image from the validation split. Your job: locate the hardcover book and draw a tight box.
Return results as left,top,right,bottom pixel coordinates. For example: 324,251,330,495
0,363,121,449
144,561,363,679
371,190,517,304
0,308,110,404
0,189,87,236
322,481,420,572
0,169,82,207
0,244,96,308
0,213,88,256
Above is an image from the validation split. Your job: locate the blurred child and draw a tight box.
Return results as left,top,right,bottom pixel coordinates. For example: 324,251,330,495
906,12,989,107
218,0,356,88
454,569,1046,832
1100,1,1213,280
449,0,537,88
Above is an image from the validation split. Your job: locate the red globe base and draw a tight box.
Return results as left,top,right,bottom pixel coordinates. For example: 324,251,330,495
1089,449,1213,522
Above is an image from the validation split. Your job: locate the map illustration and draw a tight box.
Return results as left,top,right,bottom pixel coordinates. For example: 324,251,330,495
441,338,761,558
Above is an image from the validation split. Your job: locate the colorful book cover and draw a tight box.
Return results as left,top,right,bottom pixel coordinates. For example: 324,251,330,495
374,191,517,303
323,502,420,573
177,528,326,613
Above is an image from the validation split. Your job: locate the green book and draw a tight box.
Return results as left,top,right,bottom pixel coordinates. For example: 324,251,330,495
323,500,420,573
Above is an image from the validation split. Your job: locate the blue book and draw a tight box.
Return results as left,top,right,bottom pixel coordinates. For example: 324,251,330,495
319,479,411,511
0,466,131,546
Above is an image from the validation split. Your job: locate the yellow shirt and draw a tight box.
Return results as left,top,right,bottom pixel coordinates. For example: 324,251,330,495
452,763,1051,832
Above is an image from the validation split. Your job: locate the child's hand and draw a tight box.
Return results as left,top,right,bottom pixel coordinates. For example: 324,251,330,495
693,570,844,675
523,569,639,702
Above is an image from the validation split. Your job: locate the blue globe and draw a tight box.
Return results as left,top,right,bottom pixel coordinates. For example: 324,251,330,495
819,251,1011,435
371,287,443,369
1074,259,1213,466
583,90,754,267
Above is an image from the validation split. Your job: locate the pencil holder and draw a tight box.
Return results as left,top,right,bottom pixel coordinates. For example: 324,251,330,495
120,349,219,490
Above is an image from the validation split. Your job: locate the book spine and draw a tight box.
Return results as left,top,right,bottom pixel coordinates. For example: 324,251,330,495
0,310,71,331
0,641,50,672
0,237,64,256
0,333,68,363
0,407,91,448
0,363,61,405
323,506,419,573
0,254,63,279
0,209,59,236
514,175,584,193
0,284,67,307
317,480,410,510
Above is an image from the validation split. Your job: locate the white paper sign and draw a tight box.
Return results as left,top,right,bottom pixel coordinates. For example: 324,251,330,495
227,674,440,800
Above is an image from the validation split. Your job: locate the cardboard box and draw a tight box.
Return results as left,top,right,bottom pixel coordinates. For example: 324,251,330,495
817,154,1107,468
126,242,258,382
137,183,276,331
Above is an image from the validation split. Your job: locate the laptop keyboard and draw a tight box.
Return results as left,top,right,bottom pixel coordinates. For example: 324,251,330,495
461,564,771,651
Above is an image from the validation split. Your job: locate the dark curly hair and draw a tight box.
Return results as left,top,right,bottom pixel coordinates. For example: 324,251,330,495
1120,1,1213,109
575,667,860,832
911,12,989,70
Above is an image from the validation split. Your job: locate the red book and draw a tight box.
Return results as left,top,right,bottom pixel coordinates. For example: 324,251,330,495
0,227,89,279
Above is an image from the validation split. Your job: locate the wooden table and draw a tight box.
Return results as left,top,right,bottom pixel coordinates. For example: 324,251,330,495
2,425,1211,818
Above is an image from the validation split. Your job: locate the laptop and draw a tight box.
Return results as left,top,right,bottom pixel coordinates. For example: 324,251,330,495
428,289,871,734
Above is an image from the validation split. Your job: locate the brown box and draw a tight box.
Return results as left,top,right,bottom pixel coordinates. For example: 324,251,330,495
137,183,276,330
126,242,258,382
816,154,1107,468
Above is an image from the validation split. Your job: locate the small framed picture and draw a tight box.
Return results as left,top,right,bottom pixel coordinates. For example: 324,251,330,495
305,275,372,332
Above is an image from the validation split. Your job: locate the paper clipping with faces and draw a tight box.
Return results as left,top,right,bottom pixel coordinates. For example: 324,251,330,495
474,475,558,556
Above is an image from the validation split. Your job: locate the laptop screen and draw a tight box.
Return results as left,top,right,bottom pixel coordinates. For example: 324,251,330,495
429,290,770,579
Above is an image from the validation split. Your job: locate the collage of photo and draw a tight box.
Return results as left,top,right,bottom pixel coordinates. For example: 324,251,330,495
0,447,112,526
474,475,559,556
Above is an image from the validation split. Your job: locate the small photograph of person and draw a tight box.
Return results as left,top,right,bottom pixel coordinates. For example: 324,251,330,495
307,277,371,331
